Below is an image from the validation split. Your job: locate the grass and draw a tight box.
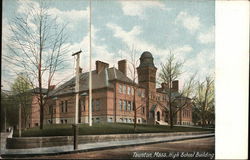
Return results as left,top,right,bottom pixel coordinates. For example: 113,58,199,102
13,123,214,137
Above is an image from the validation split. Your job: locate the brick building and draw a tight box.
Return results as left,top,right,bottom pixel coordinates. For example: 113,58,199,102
44,51,192,125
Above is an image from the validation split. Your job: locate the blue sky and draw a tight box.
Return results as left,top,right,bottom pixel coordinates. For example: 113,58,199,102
2,0,214,90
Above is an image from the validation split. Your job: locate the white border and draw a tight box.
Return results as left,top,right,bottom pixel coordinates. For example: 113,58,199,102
215,1,249,159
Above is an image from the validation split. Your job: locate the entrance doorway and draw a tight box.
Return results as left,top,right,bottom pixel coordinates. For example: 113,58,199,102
157,111,160,121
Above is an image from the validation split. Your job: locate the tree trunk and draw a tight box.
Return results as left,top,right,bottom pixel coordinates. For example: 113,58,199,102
133,91,137,132
179,110,182,125
169,82,173,129
39,16,44,130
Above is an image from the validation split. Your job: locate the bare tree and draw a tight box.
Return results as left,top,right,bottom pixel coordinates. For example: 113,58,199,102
4,1,68,129
127,46,146,132
159,51,184,128
172,75,196,125
193,76,214,127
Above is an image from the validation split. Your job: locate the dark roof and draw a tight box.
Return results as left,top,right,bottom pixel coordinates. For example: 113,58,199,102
49,67,134,97
141,51,153,58
1,90,13,97
139,51,156,68
28,88,48,94
156,88,191,100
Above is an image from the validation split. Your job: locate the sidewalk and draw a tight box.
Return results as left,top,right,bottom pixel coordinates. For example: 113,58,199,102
0,132,12,155
1,133,214,158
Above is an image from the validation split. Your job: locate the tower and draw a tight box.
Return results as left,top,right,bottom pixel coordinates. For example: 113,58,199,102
137,51,157,91
137,51,157,123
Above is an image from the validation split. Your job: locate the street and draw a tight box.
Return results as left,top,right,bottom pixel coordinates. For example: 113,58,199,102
36,137,215,159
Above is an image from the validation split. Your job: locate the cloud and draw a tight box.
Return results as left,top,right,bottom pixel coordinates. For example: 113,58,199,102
197,26,215,44
16,0,88,31
106,23,193,60
184,49,214,79
175,11,201,33
47,7,89,30
119,1,168,18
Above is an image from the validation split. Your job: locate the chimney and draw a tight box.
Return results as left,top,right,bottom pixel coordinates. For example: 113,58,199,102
79,67,82,73
96,61,109,74
49,85,56,90
118,59,127,76
161,83,168,90
172,80,179,92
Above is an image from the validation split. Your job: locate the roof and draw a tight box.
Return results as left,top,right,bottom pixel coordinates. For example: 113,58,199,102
156,88,191,100
28,88,48,94
141,51,153,58
1,90,13,97
49,67,134,97
138,51,156,68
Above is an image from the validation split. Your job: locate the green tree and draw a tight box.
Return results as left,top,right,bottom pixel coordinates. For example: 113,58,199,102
193,76,215,127
11,74,32,129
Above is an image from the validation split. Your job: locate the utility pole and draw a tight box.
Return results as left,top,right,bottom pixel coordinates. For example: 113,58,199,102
89,0,92,127
72,50,82,150
72,50,82,124
19,104,21,137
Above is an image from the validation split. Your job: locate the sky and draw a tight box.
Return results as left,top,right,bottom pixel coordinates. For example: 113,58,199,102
1,0,215,90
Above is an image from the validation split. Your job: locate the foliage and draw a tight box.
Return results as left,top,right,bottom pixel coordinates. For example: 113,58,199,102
158,51,195,128
192,76,215,126
11,74,32,129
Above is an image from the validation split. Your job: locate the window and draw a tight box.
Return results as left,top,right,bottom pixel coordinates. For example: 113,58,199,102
96,99,100,111
64,119,67,124
142,107,145,114
60,120,64,124
61,101,68,113
138,89,141,96
108,117,113,122
120,118,123,122
123,101,127,111
96,117,100,123
65,100,68,112
92,100,94,112
119,100,123,111
131,88,134,95
128,101,131,111
119,84,122,93
125,118,127,123
127,87,131,95
81,99,86,111
141,90,145,97
61,101,64,112
49,105,53,114
123,85,126,94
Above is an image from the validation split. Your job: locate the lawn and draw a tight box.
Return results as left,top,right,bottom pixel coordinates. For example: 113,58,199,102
13,123,214,137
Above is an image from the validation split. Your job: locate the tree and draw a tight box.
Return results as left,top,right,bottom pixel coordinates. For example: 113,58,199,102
159,51,195,128
193,76,214,127
127,46,146,132
11,74,32,129
172,75,196,125
4,1,68,129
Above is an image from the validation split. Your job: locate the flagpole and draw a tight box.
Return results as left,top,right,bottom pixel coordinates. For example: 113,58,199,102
89,0,92,127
